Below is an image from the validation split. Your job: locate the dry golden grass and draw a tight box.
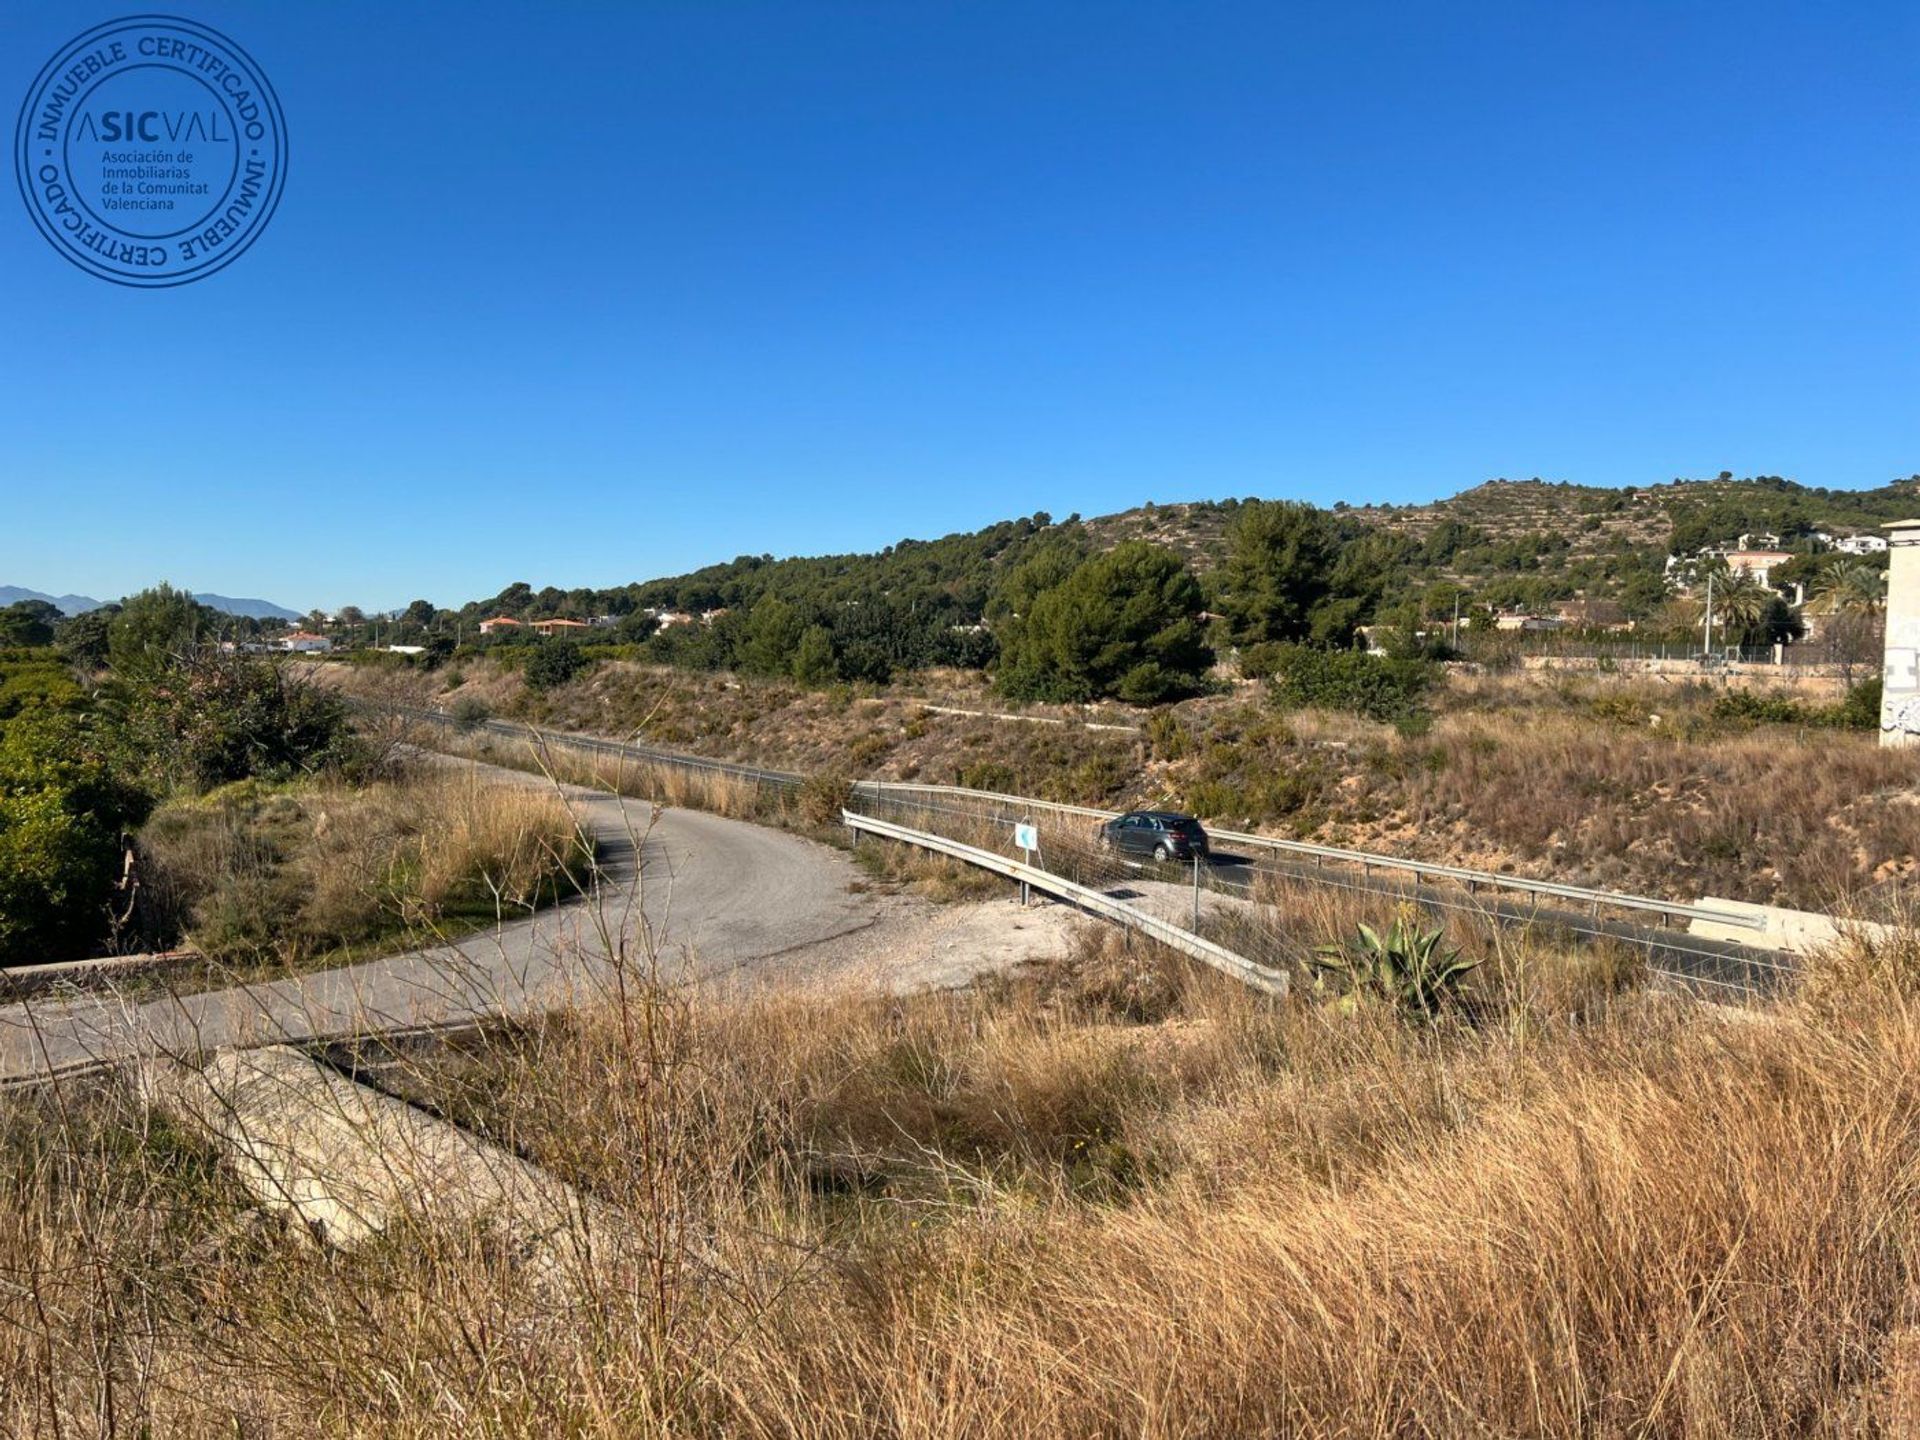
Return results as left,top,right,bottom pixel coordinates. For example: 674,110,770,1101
450,728,777,822
136,767,587,970
1162,678,1920,911
409,771,590,914
5,905,1920,1434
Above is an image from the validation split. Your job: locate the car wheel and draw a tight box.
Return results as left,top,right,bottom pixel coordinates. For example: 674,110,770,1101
1154,842,1173,862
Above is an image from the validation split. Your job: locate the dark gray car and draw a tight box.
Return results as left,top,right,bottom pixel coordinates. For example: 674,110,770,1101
1097,810,1210,862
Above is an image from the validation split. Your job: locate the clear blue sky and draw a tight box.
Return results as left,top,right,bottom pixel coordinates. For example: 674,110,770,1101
2,1,1914,613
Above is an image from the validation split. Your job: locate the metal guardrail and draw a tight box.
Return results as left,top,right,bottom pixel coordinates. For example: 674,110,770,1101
366,700,1765,934
843,810,1287,996
367,701,806,790
854,781,1768,933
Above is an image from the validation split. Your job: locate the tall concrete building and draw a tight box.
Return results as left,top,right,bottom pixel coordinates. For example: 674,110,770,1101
1880,520,1920,746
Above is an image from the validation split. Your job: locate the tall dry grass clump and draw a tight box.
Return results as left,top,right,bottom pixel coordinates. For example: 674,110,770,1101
449,729,777,822
410,772,588,914
10,887,1920,1432
136,769,587,970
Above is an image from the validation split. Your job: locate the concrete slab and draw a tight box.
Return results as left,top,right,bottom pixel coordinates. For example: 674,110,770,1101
134,1045,611,1263
1689,896,1892,955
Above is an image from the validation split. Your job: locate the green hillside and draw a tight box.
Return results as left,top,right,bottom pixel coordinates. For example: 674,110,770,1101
443,472,1916,695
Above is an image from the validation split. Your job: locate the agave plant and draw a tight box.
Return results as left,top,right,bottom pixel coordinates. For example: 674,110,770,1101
1312,914,1480,1018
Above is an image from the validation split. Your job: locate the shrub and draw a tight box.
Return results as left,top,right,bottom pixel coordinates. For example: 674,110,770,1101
107,584,212,678
1834,676,1883,731
1145,710,1192,759
0,602,57,648
0,650,82,724
1588,692,1651,727
797,773,853,828
524,642,591,693
1236,641,1288,681
957,760,1018,794
1711,679,1882,732
791,625,838,686
449,696,492,733
122,652,354,790
1710,690,1807,726
54,607,116,668
847,734,889,770
1392,709,1434,739
1183,779,1244,819
1267,644,1437,724
0,711,152,965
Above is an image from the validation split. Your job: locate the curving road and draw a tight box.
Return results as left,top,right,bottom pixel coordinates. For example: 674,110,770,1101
0,758,878,1084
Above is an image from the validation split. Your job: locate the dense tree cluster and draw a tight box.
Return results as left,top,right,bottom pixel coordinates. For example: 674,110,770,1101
0,600,60,648
430,474,1920,701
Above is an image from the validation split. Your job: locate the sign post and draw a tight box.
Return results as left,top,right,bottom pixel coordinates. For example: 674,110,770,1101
1014,819,1040,906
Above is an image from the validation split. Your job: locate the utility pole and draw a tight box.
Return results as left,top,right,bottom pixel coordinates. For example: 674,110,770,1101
1702,571,1715,661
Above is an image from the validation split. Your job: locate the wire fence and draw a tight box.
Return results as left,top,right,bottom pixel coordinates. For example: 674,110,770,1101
1469,636,1872,671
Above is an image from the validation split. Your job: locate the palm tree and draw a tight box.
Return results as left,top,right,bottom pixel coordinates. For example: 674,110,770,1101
1707,570,1771,643
1810,561,1885,616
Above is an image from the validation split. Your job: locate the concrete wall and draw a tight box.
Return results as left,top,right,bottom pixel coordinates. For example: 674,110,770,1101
1881,520,1920,746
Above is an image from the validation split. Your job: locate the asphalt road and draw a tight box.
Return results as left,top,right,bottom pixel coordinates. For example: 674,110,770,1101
0,759,877,1084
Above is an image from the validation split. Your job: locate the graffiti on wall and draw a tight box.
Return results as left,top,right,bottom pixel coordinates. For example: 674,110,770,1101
1882,647,1920,737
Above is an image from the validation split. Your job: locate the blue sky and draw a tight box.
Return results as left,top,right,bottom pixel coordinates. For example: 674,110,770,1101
1,1,1914,612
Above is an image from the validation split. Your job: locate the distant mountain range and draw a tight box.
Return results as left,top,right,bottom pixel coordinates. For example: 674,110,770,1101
0,586,301,621
192,593,304,621
0,586,105,616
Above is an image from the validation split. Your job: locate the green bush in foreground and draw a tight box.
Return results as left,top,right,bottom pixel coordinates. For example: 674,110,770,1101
0,712,152,965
